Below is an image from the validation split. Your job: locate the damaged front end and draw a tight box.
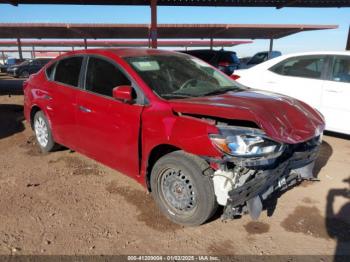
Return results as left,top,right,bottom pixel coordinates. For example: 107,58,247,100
207,124,323,220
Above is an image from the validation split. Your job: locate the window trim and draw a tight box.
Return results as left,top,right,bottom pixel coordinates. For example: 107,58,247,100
81,54,148,106
268,55,328,80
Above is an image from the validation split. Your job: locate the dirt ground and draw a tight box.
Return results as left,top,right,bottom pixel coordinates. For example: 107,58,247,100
0,73,349,256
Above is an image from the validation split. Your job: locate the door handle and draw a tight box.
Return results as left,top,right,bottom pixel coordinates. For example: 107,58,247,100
325,89,341,93
78,105,92,113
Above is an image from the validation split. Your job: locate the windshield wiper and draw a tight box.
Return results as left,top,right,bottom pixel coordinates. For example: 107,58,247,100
161,93,195,99
202,87,241,96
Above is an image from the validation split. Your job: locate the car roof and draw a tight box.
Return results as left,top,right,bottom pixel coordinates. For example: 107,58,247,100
278,51,350,57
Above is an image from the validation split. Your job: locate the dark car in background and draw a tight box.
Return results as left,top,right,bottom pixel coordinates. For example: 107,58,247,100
7,58,51,78
239,51,282,69
181,49,240,75
0,58,26,73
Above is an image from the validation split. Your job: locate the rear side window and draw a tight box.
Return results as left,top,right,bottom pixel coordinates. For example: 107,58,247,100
85,57,131,97
331,56,350,83
54,57,83,87
269,56,325,80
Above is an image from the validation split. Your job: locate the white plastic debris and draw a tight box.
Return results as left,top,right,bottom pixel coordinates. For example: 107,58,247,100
212,170,235,205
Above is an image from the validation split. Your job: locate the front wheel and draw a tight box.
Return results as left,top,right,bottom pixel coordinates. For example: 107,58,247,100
150,151,218,226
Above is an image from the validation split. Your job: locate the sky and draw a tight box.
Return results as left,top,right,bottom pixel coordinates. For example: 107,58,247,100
0,4,349,58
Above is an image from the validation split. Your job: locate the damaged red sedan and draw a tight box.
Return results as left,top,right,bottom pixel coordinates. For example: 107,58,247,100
23,48,325,226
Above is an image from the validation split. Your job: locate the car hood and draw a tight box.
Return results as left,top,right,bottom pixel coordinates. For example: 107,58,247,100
168,90,325,144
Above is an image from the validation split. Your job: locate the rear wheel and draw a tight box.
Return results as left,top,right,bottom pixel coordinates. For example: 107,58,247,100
150,151,217,226
33,111,58,153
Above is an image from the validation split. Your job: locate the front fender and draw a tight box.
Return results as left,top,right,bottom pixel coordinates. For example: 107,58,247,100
139,102,222,184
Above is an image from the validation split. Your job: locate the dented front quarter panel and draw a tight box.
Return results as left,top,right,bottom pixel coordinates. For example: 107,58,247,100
138,100,222,184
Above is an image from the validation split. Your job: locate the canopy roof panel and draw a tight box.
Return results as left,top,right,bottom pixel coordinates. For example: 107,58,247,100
0,39,252,47
1,0,350,8
0,23,338,40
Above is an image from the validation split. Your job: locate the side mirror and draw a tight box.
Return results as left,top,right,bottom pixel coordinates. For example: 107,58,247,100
112,85,134,103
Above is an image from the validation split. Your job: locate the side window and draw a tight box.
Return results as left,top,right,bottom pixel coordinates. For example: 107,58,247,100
54,57,83,87
85,57,132,97
46,62,56,80
247,53,268,65
270,56,325,80
331,56,350,83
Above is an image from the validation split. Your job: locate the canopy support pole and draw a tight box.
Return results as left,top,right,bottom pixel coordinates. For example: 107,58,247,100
210,37,213,50
346,25,350,50
17,38,23,60
268,38,274,58
72,46,75,51
150,0,158,49
32,45,36,59
84,38,87,50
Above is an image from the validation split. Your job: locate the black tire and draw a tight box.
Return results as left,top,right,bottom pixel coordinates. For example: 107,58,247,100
33,111,58,153
150,151,218,226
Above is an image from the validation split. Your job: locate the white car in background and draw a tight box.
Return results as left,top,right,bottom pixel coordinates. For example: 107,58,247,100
234,51,350,135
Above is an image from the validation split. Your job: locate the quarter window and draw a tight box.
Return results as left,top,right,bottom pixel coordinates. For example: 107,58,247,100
331,57,350,83
85,57,131,97
270,56,325,80
54,57,83,87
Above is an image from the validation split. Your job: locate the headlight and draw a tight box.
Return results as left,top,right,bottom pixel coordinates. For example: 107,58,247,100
210,126,285,158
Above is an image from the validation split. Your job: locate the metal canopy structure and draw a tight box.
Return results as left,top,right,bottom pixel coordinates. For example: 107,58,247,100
0,23,338,59
0,23,337,39
0,23,337,59
0,1,348,49
0,39,252,61
0,39,252,47
2,0,350,8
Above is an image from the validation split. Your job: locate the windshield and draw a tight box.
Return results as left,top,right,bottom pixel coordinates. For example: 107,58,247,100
124,54,246,99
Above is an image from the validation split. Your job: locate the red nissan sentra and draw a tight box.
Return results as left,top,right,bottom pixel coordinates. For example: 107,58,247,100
23,48,325,226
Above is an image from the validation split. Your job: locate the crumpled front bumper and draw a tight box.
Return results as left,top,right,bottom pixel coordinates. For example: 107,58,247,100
222,142,320,220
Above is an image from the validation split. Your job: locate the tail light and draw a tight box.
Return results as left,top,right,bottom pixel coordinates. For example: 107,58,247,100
230,74,240,80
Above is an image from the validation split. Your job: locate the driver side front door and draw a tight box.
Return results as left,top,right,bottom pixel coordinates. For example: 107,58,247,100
76,56,144,176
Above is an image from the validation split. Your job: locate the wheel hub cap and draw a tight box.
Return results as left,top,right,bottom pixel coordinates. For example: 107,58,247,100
161,169,196,212
34,117,49,147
